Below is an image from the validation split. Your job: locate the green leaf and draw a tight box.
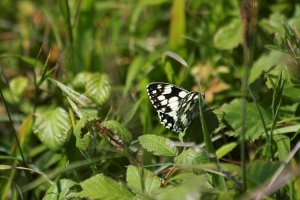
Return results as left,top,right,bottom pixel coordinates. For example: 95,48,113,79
74,117,95,151
259,12,283,34
213,19,242,50
216,142,238,159
102,120,133,145
126,165,161,195
248,51,285,84
138,135,178,156
273,124,300,134
85,73,111,106
220,99,272,140
43,179,80,200
51,79,91,106
33,107,71,152
174,148,210,166
247,161,281,188
283,85,300,102
9,75,28,96
72,72,93,90
274,135,290,162
78,174,132,200
157,173,213,200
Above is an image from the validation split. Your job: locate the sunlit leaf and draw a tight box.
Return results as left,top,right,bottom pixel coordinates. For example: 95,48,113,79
216,142,238,159
139,135,178,156
33,107,71,152
101,120,133,146
174,148,210,166
214,19,242,50
9,76,28,96
78,174,132,200
51,79,91,106
157,173,213,200
85,73,111,106
220,99,272,140
43,179,80,200
126,165,161,195
274,135,290,162
74,117,95,151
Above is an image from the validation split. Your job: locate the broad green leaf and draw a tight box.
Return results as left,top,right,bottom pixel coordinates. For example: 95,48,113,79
157,173,213,200
85,73,111,106
102,120,133,145
51,79,91,106
174,148,210,166
259,12,283,34
213,19,242,50
274,135,290,162
33,107,71,152
9,76,28,96
216,142,238,159
2,85,32,113
248,51,285,84
43,179,79,200
247,161,281,188
283,85,300,102
78,174,132,200
72,72,93,90
74,117,94,151
139,135,178,156
220,99,272,140
126,165,161,195
169,0,185,49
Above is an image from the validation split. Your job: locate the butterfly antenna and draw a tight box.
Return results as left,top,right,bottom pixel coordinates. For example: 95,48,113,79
203,79,220,93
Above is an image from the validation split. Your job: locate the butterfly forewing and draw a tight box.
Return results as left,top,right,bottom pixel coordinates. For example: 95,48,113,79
147,82,205,132
147,83,188,113
147,83,188,131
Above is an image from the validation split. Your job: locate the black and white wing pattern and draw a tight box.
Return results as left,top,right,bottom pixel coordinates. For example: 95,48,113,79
147,82,205,132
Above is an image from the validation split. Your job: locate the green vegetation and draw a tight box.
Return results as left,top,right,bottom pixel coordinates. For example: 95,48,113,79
1,0,300,199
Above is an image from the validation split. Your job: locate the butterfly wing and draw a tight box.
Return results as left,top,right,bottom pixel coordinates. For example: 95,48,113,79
147,83,188,131
147,82,205,132
174,92,202,132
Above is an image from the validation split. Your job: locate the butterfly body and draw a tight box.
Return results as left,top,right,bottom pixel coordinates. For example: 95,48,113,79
147,82,205,132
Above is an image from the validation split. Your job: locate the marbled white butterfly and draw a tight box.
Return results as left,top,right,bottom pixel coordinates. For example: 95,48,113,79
147,82,205,132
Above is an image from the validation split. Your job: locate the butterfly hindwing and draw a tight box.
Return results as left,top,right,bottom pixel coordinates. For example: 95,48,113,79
174,92,200,132
147,82,205,132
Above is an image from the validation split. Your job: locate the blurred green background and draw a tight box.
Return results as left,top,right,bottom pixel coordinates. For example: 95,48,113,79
1,0,300,199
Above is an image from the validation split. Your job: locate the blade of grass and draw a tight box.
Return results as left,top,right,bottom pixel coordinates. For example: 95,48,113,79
198,92,227,190
269,72,285,160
